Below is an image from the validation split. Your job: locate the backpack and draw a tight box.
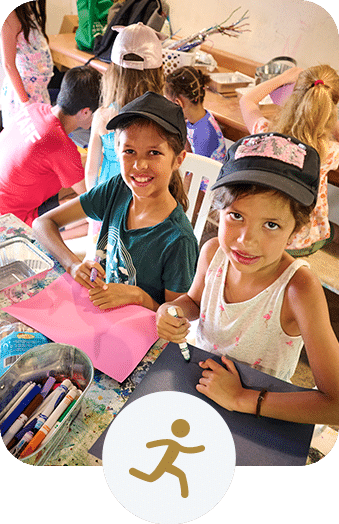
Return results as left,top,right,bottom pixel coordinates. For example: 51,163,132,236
75,0,113,51
90,0,169,63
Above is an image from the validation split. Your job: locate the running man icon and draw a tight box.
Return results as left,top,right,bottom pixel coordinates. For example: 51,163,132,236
129,419,205,498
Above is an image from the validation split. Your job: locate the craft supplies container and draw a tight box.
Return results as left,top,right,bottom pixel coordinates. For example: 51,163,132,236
209,71,253,94
0,343,94,465
162,47,196,75
255,56,297,84
0,237,54,291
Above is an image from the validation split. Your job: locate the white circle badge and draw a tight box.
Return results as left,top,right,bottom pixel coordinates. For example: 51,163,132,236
102,391,236,524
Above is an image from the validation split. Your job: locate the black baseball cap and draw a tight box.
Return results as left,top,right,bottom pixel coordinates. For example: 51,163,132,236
211,133,320,206
106,91,187,147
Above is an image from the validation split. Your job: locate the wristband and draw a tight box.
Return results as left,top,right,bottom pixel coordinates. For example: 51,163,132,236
256,388,268,418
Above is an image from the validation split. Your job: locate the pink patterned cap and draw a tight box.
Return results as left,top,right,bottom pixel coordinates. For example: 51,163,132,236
211,133,320,206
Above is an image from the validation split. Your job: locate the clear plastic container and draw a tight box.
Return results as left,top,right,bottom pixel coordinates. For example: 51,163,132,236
0,343,94,465
0,237,54,291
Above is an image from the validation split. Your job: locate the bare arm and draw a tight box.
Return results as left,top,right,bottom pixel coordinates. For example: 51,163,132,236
197,268,339,425
0,11,29,104
85,110,105,190
71,179,86,195
85,107,117,190
156,237,219,342
32,198,106,289
239,67,303,133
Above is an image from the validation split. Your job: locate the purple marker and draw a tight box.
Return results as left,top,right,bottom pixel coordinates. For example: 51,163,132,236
90,255,101,282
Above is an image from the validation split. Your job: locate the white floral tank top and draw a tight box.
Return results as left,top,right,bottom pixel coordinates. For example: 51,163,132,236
196,247,310,382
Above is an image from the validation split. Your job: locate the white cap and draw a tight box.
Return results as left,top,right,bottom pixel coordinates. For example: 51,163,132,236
110,22,164,70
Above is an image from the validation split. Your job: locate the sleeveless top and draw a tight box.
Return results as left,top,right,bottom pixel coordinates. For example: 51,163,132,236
100,131,121,183
196,247,310,382
1,25,53,126
99,103,120,184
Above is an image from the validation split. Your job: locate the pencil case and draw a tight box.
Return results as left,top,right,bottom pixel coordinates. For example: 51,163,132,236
0,343,94,465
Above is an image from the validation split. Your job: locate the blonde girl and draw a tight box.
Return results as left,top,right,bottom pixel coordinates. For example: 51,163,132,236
240,64,339,256
33,92,199,312
85,22,165,191
156,133,339,425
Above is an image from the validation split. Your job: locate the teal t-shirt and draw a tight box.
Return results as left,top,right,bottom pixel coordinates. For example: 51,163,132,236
80,175,199,305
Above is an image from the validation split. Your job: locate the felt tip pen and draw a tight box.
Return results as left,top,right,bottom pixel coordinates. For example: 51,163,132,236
90,255,101,282
26,378,72,427
0,381,27,418
11,430,34,458
0,384,41,437
4,377,55,449
31,379,72,431
20,387,78,458
3,388,45,447
0,382,33,426
167,306,191,362
41,391,81,446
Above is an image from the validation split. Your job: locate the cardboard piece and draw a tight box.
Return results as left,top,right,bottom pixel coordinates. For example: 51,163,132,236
4,273,158,383
89,343,314,466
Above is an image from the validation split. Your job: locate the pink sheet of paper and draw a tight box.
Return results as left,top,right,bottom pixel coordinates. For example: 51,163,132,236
3,273,158,382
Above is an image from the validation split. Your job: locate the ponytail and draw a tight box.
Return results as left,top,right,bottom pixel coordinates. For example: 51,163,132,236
272,65,339,162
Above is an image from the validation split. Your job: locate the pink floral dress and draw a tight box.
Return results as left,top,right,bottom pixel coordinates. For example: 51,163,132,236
1,25,53,127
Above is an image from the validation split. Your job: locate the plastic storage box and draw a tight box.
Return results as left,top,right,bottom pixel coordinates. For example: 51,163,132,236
0,343,94,465
0,237,54,291
162,47,196,75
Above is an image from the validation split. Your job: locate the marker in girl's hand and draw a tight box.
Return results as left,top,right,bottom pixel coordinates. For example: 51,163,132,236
167,306,190,362
90,255,101,282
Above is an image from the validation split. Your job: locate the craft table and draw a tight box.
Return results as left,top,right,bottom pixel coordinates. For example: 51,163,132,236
0,213,165,466
0,214,322,466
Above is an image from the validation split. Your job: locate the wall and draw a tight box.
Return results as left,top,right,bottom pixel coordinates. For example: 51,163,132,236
168,0,339,70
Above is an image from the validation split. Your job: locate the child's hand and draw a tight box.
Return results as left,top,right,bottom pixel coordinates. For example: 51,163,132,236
196,356,244,411
88,282,138,309
70,260,106,290
156,304,190,343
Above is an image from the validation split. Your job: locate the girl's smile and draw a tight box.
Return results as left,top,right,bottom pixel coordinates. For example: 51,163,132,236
218,191,297,277
117,123,185,200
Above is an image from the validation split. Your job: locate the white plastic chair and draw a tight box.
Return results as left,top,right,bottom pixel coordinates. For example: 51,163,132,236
179,152,222,243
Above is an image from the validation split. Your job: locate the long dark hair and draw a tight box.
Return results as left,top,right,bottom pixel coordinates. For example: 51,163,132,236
15,1,48,42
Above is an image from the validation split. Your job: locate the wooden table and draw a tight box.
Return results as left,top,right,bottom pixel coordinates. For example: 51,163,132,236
48,32,339,187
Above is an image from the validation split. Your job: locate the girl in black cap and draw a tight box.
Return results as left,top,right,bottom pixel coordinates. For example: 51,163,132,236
33,93,199,312
157,133,339,425
240,64,339,256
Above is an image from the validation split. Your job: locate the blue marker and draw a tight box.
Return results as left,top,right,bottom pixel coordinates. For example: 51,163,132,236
0,384,41,436
167,306,191,362
90,255,101,282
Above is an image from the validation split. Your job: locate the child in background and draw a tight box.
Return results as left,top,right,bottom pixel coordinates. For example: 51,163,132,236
33,92,199,312
85,22,165,191
239,65,339,256
156,133,339,425
0,1,53,127
164,66,226,161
